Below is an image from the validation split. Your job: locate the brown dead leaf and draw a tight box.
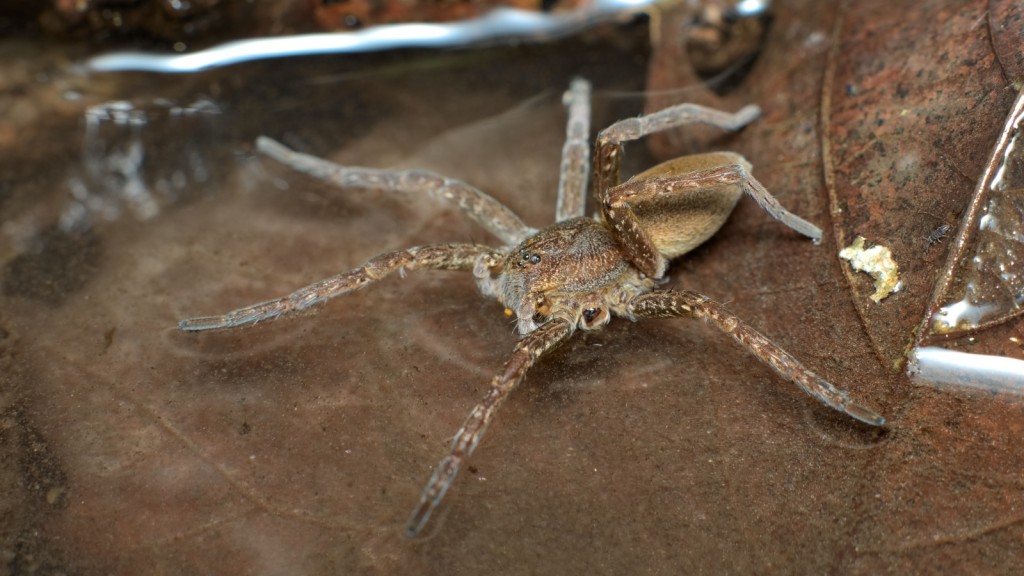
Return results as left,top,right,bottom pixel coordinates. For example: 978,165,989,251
647,0,1024,572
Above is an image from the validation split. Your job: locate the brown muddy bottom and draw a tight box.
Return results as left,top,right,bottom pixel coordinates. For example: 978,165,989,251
3,6,1020,574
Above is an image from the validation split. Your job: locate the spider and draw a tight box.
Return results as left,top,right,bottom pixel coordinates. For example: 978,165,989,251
179,78,885,537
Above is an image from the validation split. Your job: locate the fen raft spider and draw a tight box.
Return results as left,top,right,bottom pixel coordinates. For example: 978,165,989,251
179,78,885,537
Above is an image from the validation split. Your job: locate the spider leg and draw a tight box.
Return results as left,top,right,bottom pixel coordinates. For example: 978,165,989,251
179,243,500,331
256,137,534,246
593,102,760,204
603,158,822,277
626,290,884,427
608,161,821,240
555,78,592,223
406,317,576,536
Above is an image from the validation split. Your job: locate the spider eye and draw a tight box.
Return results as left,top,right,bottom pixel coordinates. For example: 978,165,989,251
580,307,609,330
530,254,541,264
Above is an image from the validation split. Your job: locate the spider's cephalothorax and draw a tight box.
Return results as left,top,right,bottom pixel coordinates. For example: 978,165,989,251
179,78,884,538
499,217,645,334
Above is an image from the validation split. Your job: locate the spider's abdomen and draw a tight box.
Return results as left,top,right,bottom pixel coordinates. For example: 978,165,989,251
629,152,748,260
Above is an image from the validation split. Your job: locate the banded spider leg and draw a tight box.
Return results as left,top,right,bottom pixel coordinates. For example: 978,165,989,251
405,316,577,536
256,136,535,246
627,290,885,426
179,244,501,331
593,105,821,278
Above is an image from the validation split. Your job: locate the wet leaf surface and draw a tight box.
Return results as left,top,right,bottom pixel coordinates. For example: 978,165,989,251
2,2,1024,574
647,0,1024,572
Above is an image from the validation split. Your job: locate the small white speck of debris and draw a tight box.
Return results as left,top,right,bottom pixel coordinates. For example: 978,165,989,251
838,236,901,302
805,31,826,45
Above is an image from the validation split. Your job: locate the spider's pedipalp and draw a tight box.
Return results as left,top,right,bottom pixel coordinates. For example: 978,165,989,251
406,316,576,537
178,243,498,331
555,78,592,223
626,290,884,427
256,137,534,245
472,249,508,300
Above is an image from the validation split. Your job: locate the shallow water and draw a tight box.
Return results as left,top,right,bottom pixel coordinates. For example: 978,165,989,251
3,10,1023,574
6,30,761,574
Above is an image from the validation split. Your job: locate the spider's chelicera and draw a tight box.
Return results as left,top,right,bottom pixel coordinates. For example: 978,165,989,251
179,79,884,537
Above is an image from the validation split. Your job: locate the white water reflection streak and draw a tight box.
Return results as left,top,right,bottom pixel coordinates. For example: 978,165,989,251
88,0,662,73
909,346,1024,393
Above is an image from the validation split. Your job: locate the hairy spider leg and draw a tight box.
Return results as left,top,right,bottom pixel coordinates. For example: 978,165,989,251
555,78,592,223
627,290,884,426
406,317,576,536
604,158,823,277
256,136,535,246
592,102,761,207
179,244,499,331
